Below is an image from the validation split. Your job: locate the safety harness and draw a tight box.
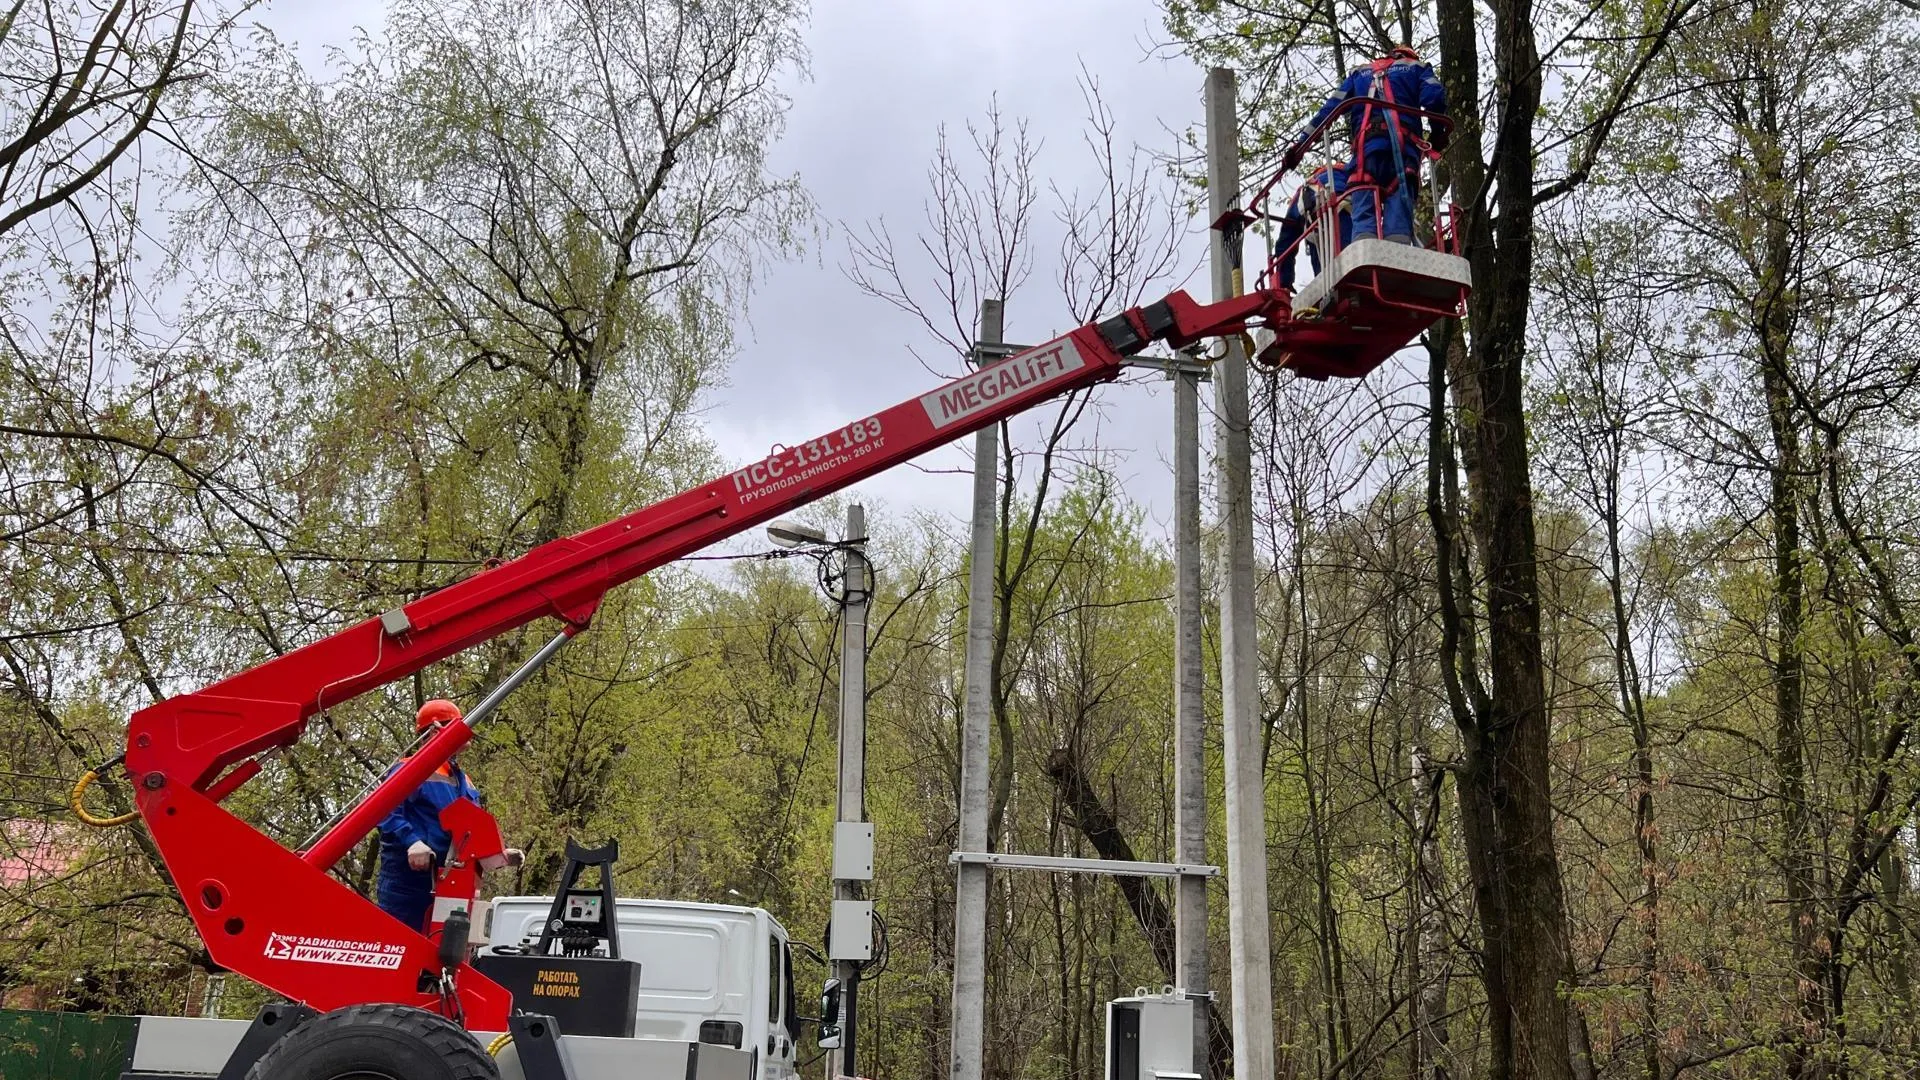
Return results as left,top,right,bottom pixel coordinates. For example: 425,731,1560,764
1348,56,1430,237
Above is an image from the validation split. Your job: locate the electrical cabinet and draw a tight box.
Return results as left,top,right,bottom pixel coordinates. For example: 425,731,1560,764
1105,988,1205,1080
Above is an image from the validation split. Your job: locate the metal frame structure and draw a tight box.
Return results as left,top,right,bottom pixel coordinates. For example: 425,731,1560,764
949,852,1221,878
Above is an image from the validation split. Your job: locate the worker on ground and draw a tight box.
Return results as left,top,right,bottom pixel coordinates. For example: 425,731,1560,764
1283,45,1447,245
1274,160,1352,291
375,698,522,932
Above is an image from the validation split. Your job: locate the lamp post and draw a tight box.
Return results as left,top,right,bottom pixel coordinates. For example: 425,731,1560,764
766,509,873,1080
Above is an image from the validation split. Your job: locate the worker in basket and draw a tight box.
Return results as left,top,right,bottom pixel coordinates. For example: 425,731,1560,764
1283,45,1447,245
1274,160,1353,291
375,698,523,932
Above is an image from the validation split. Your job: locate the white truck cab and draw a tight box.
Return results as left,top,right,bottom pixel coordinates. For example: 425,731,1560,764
485,896,802,1080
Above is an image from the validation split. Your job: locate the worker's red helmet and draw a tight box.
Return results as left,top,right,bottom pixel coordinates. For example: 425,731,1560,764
417,699,463,732
1389,45,1421,61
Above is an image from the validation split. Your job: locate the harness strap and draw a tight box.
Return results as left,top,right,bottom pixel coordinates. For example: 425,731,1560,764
1377,62,1410,189
1342,57,1424,237
1351,58,1413,180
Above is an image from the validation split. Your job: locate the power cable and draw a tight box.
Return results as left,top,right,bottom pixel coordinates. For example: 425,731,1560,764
858,908,891,981
762,603,843,903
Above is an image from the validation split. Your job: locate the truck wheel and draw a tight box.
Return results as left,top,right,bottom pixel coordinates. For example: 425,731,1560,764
243,1003,499,1080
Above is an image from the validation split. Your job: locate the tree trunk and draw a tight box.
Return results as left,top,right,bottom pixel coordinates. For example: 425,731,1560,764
1045,746,1235,1077
1595,430,1663,1080
1766,348,1822,1077
1740,40,1823,1070
1295,539,1354,1075
1428,0,1579,1072
1411,743,1452,1080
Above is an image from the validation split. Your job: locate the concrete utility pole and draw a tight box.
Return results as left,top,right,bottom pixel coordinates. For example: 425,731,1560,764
1172,364,1210,1075
1205,66,1275,1080
950,299,1002,1080
830,504,872,1080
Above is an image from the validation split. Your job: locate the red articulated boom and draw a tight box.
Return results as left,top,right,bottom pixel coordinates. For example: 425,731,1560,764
121,262,1462,1031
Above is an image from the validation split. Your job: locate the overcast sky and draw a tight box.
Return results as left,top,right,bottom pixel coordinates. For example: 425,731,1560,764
259,0,1226,549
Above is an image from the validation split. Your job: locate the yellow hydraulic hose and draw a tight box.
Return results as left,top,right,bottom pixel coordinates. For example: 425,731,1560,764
487,1032,514,1057
1228,232,1258,360
71,759,138,828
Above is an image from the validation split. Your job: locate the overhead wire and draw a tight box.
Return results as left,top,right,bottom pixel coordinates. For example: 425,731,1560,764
754,539,864,903
765,601,843,901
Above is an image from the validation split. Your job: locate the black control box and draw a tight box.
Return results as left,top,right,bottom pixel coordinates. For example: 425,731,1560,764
472,954,643,1038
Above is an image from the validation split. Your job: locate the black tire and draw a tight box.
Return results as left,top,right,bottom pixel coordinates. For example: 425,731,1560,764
243,1002,500,1080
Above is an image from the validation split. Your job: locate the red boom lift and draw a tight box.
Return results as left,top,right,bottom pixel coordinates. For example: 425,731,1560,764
103,127,1468,1078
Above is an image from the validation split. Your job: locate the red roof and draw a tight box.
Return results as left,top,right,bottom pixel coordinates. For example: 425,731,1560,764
0,819,82,889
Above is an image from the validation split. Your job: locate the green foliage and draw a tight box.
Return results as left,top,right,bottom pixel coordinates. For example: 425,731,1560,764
10,5,1920,1080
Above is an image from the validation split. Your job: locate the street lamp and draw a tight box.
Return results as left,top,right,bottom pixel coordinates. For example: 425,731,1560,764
765,519,871,604
766,520,829,549
764,508,874,1079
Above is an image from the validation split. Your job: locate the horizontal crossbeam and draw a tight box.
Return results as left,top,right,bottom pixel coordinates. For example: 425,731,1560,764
948,851,1220,878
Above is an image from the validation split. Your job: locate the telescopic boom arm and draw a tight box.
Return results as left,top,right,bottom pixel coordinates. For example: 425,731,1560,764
122,285,1302,1030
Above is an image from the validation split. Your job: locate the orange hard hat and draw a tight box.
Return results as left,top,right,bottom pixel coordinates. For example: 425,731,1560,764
416,699,463,732
1389,45,1421,60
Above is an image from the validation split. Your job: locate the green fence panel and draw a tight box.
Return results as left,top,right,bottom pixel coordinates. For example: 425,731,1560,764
0,1010,137,1080
0,1009,58,1080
